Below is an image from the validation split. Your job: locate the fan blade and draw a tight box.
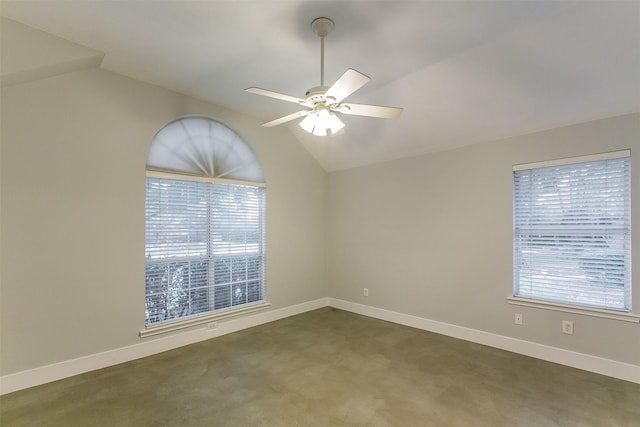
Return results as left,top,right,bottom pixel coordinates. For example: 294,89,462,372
325,69,370,103
245,87,307,105
337,103,403,119
261,110,310,127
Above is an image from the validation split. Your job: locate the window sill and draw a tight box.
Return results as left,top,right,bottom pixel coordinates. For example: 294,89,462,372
507,297,640,323
139,301,271,338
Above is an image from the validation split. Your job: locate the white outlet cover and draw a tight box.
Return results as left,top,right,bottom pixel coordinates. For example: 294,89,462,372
514,313,523,325
562,320,574,334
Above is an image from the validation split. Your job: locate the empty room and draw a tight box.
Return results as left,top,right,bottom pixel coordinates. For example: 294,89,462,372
0,1,638,426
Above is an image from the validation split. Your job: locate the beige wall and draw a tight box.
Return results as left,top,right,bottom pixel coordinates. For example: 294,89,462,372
328,113,639,365
1,63,637,378
0,68,328,375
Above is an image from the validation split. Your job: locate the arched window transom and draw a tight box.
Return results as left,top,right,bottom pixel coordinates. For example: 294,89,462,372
146,116,263,182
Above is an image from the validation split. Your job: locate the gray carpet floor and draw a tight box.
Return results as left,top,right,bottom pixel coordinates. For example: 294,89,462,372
1,307,639,426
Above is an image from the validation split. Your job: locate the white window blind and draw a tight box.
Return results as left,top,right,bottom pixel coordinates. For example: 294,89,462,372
513,151,631,312
145,176,266,326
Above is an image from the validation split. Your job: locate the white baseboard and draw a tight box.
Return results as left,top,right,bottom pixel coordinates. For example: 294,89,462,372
3,296,637,395
0,298,329,395
328,298,640,385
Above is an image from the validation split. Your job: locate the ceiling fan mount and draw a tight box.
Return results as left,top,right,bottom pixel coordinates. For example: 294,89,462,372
245,16,402,136
310,17,334,38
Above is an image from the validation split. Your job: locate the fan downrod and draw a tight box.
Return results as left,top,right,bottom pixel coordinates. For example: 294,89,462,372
311,17,334,88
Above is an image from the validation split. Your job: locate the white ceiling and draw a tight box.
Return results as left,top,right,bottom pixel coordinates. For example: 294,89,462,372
1,0,639,171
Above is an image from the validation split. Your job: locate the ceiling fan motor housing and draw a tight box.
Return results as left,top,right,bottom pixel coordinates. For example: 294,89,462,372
304,86,336,107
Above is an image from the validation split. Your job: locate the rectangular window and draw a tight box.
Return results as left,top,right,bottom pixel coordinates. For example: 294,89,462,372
513,150,631,312
145,175,266,326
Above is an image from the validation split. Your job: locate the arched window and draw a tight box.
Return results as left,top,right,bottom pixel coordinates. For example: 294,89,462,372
143,116,266,332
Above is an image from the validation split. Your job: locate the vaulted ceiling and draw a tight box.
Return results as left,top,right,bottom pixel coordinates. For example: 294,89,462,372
2,1,639,171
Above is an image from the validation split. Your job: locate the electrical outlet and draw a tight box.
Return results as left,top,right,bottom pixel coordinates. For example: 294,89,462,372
562,320,573,335
363,288,369,297
514,313,523,325
206,322,218,330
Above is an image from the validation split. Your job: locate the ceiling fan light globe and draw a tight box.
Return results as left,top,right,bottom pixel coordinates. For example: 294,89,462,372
299,113,317,134
299,109,344,136
321,111,345,135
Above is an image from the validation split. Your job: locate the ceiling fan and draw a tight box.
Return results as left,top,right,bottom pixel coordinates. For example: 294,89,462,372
246,17,403,136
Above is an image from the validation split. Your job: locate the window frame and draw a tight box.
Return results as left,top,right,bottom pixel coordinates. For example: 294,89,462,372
141,171,268,336
510,150,634,319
